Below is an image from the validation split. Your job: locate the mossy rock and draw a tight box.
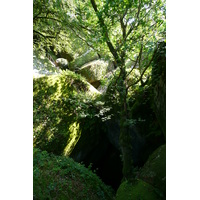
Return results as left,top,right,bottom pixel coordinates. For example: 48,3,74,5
77,60,109,87
152,42,166,138
55,58,69,70
68,50,99,71
138,145,166,196
33,148,115,200
33,71,100,155
116,179,161,200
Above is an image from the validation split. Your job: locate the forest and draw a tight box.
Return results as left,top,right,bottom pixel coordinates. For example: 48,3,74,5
33,0,166,199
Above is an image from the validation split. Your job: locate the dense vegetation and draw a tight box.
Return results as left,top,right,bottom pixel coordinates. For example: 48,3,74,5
33,0,166,199
33,148,115,200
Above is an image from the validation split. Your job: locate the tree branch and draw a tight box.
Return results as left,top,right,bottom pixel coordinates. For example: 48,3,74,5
126,45,158,91
33,16,62,23
33,30,56,39
90,0,120,64
120,16,127,39
125,0,141,39
33,11,42,20
70,28,95,50
120,8,128,39
126,42,143,78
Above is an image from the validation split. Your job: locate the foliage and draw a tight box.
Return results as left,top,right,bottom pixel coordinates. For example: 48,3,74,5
33,148,115,200
33,0,90,58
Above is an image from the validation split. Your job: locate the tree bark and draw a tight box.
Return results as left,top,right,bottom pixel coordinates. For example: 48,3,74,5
118,67,134,180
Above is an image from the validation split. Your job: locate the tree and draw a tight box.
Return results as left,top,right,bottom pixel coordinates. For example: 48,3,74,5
33,0,166,180
72,0,166,180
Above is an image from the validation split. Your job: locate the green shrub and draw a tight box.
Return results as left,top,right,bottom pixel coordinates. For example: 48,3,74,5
33,148,114,200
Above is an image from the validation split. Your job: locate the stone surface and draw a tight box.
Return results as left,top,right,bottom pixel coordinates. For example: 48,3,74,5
152,42,166,138
137,144,166,196
68,50,100,71
116,179,161,200
77,60,110,88
55,58,69,70
33,71,100,155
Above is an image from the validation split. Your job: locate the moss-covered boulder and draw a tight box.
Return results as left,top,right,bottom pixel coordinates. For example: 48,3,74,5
116,179,161,200
33,148,114,200
137,144,166,196
55,58,69,70
152,42,166,138
68,50,100,71
77,60,110,88
33,70,100,155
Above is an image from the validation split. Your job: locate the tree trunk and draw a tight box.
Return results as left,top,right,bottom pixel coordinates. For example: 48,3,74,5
119,116,134,180
118,67,134,180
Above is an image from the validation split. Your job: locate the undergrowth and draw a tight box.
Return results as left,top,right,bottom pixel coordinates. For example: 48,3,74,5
33,148,115,200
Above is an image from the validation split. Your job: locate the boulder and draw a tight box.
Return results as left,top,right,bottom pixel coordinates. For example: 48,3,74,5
137,144,166,196
33,71,100,155
68,50,100,71
152,42,166,138
55,58,69,70
77,60,110,88
116,179,161,200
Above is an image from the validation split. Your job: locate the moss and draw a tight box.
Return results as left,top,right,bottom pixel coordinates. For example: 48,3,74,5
33,148,115,200
69,50,99,70
116,179,161,200
151,42,166,138
63,122,81,156
138,145,166,196
33,71,100,155
78,60,109,85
